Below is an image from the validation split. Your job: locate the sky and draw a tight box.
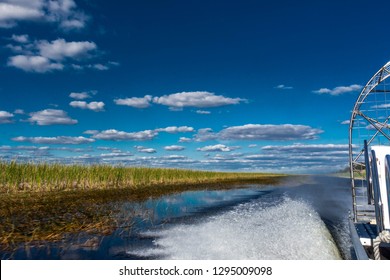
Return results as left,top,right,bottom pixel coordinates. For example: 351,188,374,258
1,0,390,173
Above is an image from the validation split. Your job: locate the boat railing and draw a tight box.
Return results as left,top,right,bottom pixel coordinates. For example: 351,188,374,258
384,155,390,230
371,150,384,232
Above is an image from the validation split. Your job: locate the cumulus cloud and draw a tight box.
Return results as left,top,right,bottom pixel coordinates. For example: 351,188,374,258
99,152,133,159
46,0,88,30
69,92,92,100
179,137,192,143
113,92,246,110
197,144,239,152
193,128,217,141
239,143,353,173
152,91,246,109
6,37,108,73
0,0,88,30
27,109,77,125
69,101,105,112
92,129,158,141
83,130,99,135
135,146,156,153
11,34,29,43
261,143,350,153
37,39,96,60
84,126,193,142
7,55,64,73
12,136,94,144
114,95,152,108
156,126,194,133
0,111,14,123
341,120,350,125
220,124,323,141
194,124,323,142
164,145,185,151
0,1,43,28
313,84,362,96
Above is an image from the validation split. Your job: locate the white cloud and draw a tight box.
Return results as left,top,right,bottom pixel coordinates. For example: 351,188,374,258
6,37,107,73
193,128,217,141
27,109,77,125
196,110,211,114
197,144,239,152
261,143,350,153
114,95,152,108
99,152,133,159
195,124,323,141
0,1,43,28
0,111,14,123
275,84,293,90
0,0,87,30
37,39,96,61
69,92,92,100
74,62,119,71
152,91,246,109
164,145,185,151
92,129,158,141
156,126,195,133
135,146,156,153
194,125,323,142
11,34,29,43
313,84,362,96
179,137,192,143
83,130,100,135
12,136,94,144
371,103,390,109
47,0,88,30
90,63,108,70
7,55,64,73
69,101,105,112
248,144,258,148
341,120,350,125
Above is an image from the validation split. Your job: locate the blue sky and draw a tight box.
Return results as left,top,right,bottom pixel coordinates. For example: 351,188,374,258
0,0,390,173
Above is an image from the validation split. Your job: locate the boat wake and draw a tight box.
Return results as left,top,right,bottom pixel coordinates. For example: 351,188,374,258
131,195,341,260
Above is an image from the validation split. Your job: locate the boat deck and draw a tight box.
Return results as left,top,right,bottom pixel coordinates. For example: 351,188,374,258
352,222,390,260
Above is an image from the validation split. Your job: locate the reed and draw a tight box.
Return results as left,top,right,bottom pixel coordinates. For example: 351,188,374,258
0,161,283,193
0,161,287,249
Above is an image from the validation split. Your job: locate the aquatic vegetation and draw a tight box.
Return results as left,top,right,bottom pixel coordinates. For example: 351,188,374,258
0,161,284,193
0,161,286,249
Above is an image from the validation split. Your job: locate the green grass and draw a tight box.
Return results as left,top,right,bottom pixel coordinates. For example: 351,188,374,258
0,161,288,248
0,161,284,193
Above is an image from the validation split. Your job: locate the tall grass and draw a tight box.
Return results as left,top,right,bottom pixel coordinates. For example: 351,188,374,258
0,161,283,193
0,161,288,247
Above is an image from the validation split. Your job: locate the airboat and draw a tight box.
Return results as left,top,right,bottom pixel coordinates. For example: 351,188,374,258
349,61,390,260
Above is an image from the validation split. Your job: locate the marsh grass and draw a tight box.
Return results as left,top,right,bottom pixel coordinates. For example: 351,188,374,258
0,161,283,193
0,161,287,249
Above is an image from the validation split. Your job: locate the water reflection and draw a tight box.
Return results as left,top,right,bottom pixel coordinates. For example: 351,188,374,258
2,176,353,260
3,185,272,259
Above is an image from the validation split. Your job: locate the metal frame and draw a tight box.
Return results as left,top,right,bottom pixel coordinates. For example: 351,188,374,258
349,61,390,221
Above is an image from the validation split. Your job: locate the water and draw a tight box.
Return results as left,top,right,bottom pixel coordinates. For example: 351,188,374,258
134,197,340,259
1,175,353,260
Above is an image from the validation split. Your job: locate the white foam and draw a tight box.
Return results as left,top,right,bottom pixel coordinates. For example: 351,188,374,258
131,197,341,260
